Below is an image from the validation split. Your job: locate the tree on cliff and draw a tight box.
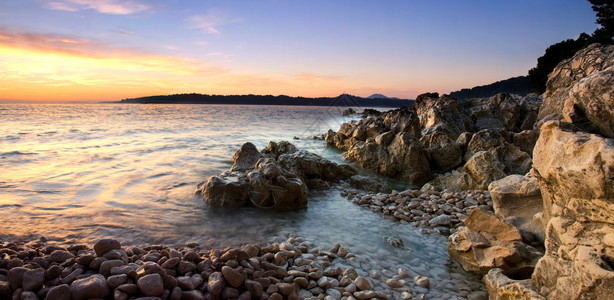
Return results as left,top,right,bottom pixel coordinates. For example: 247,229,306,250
589,0,614,37
528,0,613,94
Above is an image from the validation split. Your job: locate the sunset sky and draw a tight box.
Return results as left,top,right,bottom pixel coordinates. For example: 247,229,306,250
0,0,599,102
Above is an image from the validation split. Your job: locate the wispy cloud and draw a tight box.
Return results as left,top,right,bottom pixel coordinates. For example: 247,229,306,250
186,9,234,36
46,0,151,15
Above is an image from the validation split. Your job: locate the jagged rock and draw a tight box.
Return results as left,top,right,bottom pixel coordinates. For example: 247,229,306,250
421,131,463,172
531,120,614,299
489,175,544,242
202,172,250,207
230,142,263,172
511,130,539,157
464,129,532,176
483,268,545,300
447,209,543,277
464,93,542,133
346,132,431,185
537,43,614,126
277,149,356,186
564,65,614,138
348,175,392,193
416,94,472,140
463,151,507,190
200,142,356,210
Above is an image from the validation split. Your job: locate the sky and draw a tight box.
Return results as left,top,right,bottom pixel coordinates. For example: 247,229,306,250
0,0,600,102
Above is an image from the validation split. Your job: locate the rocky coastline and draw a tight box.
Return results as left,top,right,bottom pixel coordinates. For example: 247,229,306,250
2,43,612,299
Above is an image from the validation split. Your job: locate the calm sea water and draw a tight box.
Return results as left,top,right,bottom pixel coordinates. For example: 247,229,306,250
0,103,483,298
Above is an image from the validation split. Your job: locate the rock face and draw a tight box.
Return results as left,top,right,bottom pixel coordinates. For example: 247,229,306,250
531,120,614,299
198,141,356,210
326,92,540,190
447,209,542,277
537,43,614,130
483,268,545,300
488,175,544,242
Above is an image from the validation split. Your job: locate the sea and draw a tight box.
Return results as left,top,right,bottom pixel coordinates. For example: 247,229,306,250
0,103,484,298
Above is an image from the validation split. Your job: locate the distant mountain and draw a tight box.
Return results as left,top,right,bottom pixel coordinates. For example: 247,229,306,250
118,93,413,108
367,93,400,100
449,76,534,101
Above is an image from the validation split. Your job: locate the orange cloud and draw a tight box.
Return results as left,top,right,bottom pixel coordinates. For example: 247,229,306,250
0,29,394,101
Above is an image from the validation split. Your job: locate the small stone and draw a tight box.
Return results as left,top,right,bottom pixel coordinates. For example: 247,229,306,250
107,274,128,288
117,283,138,294
8,267,28,290
99,259,125,277
221,287,240,299
46,284,71,300
276,282,297,296
70,274,110,300
324,266,343,277
93,238,121,257
428,214,452,226
327,288,342,300
137,273,164,296
178,260,196,274
244,280,263,297
221,266,243,288
414,275,430,288
22,268,45,291
161,257,180,269
207,271,226,296
274,252,287,265
182,290,205,300
354,290,379,300
48,250,75,263
386,278,404,288
353,276,371,291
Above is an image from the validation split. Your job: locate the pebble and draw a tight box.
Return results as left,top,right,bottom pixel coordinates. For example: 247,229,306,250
70,274,110,300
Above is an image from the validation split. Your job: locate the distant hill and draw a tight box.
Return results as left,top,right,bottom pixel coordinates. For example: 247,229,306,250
449,76,534,101
367,93,399,100
119,93,413,108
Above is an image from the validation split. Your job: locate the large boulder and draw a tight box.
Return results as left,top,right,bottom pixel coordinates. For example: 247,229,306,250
488,175,544,242
464,129,532,176
531,120,614,299
200,141,353,210
464,93,542,133
420,131,463,173
202,172,250,207
537,43,614,127
415,94,472,140
448,209,543,277
463,151,507,190
346,132,431,185
230,142,263,172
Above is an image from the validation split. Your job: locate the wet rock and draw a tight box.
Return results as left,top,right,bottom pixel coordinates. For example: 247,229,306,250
414,275,430,288
353,276,371,291
202,172,250,207
70,274,109,300
230,142,263,172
